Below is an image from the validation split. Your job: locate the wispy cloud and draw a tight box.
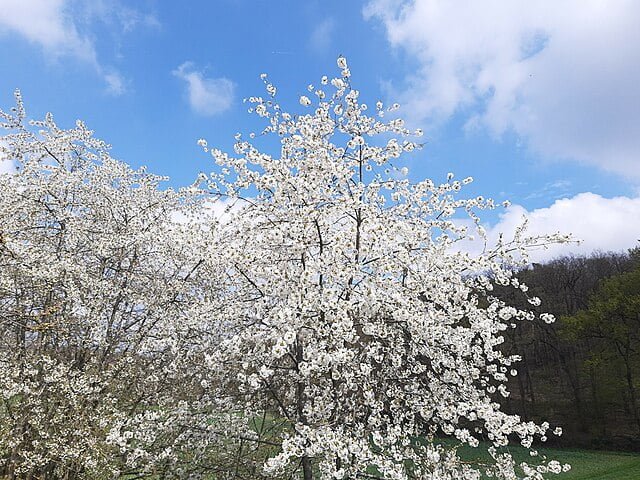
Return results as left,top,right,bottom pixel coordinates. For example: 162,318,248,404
104,71,127,96
0,0,96,63
523,179,572,201
365,0,640,179
112,5,161,33
0,0,157,96
0,141,16,175
173,62,235,116
309,18,335,53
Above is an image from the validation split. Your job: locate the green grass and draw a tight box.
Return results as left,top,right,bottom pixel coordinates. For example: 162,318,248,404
456,442,640,479
536,448,640,480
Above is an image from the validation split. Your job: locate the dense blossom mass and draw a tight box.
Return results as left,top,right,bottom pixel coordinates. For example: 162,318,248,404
0,95,233,478
0,58,570,479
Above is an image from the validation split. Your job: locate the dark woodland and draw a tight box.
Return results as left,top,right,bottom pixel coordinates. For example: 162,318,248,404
496,248,640,451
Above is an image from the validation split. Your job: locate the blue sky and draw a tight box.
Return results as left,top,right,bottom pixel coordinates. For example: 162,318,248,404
1,0,639,261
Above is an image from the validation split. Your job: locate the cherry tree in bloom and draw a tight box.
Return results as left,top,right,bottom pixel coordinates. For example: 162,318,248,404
0,56,573,480
199,57,571,479
0,93,236,479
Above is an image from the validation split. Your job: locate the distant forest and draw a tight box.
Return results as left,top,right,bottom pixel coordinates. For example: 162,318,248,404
496,248,640,451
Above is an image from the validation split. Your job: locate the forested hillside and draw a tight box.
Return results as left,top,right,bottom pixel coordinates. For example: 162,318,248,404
496,250,640,450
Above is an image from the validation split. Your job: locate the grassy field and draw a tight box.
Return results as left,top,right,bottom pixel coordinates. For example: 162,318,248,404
457,443,640,479
547,449,640,479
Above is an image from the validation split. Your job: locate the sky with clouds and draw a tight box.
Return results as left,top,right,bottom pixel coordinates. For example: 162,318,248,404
0,0,638,262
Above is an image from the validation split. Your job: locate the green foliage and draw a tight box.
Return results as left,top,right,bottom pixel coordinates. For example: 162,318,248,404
561,266,640,434
562,268,640,342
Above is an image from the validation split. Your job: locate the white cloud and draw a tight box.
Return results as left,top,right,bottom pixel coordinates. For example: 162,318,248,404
459,192,640,263
0,0,156,96
112,5,161,32
0,141,16,174
173,62,235,116
104,71,126,96
0,161,13,174
0,0,96,63
171,197,245,227
310,18,335,53
364,0,640,178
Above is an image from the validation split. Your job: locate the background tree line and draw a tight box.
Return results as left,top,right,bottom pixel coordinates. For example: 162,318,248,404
495,248,640,451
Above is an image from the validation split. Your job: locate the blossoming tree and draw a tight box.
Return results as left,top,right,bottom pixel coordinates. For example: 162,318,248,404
0,55,572,480
200,57,570,479
0,93,233,479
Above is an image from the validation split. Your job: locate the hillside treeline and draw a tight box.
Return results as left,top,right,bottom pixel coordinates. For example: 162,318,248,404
496,249,640,451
